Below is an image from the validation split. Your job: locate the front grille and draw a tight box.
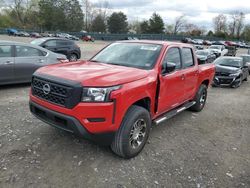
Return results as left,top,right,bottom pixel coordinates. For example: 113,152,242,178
219,78,233,84
32,77,73,107
215,72,230,76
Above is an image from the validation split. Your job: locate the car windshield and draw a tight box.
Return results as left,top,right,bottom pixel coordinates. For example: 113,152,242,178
91,42,162,69
214,58,243,68
30,38,47,45
196,51,209,56
209,46,221,50
242,56,250,63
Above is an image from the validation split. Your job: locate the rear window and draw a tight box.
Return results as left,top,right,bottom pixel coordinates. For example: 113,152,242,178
182,48,194,68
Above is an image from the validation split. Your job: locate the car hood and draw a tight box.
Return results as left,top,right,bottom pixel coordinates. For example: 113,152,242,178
196,55,207,60
210,49,221,53
36,61,149,86
215,65,240,74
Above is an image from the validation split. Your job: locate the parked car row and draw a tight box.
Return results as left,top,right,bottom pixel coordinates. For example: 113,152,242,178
182,37,250,48
194,44,249,88
6,28,80,41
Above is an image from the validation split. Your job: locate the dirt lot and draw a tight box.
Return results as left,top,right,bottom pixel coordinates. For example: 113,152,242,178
0,36,250,188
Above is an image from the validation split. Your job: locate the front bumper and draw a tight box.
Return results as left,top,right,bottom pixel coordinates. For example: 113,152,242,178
213,76,240,86
30,101,115,145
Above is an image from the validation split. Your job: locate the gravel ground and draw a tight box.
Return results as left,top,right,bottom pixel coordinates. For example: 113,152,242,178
0,35,250,188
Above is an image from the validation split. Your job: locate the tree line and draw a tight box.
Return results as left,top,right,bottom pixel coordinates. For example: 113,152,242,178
0,0,249,41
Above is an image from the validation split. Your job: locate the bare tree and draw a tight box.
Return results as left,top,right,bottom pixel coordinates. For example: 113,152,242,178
213,14,227,33
235,12,245,38
173,15,186,34
81,0,110,31
228,12,245,38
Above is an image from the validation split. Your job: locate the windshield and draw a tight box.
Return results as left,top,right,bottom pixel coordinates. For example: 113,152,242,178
242,56,250,63
91,42,162,69
209,46,221,50
30,38,47,45
196,51,209,56
214,58,243,68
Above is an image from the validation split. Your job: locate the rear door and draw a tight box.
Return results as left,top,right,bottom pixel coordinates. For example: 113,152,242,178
157,47,185,114
182,47,199,100
0,45,15,84
55,40,71,57
14,45,47,82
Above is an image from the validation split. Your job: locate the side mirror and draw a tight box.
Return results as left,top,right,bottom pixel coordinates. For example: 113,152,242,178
42,44,48,48
162,62,176,74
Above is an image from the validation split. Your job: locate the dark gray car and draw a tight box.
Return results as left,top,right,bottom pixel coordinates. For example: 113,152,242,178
0,40,67,85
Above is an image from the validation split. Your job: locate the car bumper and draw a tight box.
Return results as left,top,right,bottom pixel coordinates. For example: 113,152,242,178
213,76,240,86
29,100,115,145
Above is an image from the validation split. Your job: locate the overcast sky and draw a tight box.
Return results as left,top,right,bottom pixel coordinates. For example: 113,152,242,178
91,0,250,30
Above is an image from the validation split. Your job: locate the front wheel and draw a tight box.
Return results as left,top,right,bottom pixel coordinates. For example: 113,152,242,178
111,105,151,159
189,84,207,112
68,53,78,62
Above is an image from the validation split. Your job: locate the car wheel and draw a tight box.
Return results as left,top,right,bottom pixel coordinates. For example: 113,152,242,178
111,105,151,159
231,76,242,88
68,54,78,62
243,76,248,81
189,84,207,112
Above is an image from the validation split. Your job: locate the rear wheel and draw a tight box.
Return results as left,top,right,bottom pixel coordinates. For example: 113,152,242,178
189,84,207,112
111,105,151,159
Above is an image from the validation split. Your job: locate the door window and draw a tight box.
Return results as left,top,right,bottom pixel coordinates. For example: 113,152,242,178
45,40,57,47
162,47,181,74
0,45,12,57
56,40,71,46
182,48,194,68
16,46,44,57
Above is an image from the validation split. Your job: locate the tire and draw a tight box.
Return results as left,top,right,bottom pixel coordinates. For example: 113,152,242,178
111,105,151,159
231,76,242,88
244,76,248,81
189,84,207,112
68,53,78,62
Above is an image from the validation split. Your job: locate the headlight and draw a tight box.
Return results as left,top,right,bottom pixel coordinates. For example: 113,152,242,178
229,72,241,77
81,86,121,102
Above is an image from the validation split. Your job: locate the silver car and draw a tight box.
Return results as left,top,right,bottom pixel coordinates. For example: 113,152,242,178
0,40,68,85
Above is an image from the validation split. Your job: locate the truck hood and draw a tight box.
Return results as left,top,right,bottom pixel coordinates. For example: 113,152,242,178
215,65,240,74
36,61,149,86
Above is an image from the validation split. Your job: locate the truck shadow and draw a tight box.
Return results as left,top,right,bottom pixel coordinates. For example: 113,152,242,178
0,83,31,90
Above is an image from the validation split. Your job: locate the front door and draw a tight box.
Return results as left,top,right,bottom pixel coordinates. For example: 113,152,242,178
157,47,185,114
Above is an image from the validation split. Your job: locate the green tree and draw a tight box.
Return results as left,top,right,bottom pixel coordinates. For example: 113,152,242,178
91,14,106,33
140,21,150,34
107,12,128,33
39,0,84,31
241,24,250,41
207,30,214,36
148,13,165,34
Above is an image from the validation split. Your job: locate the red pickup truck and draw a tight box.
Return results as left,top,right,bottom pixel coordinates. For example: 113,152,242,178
29,41,215,158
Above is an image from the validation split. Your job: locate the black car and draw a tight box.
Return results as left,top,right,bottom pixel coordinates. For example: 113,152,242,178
31,38,81,61
213,57,249,88
196,50,216,65
240,54,250,73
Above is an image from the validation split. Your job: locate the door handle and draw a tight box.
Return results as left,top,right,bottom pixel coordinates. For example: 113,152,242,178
4,60,14,65
38,59,45,63
181,74,185,80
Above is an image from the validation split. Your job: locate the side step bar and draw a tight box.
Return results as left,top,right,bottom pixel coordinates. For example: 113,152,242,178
153,101,196,125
